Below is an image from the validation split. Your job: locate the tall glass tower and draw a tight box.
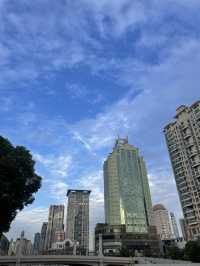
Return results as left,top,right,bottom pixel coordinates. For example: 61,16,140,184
103,137,152,233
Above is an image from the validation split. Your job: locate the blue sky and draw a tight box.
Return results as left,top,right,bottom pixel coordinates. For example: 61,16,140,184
1,0,200,245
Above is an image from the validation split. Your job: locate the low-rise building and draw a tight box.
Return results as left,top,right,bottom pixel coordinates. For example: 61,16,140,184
95,223,161,257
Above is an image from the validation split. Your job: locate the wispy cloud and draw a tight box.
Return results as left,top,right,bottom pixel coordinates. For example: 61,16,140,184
34,153,72,178
6,207,49,241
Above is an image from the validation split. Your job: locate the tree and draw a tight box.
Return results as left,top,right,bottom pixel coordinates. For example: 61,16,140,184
167,246,184,260
0,136,42,235
184,241,200,262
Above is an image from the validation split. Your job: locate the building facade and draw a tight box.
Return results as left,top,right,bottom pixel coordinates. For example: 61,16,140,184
95,223,161,257
8,232,33,256
66,190,90,255
170,212,180,239
33,233,41,255
152,204,172,240
164,101,200,240
40,222,48,253
103,137,152,233
0,234,9,255
180,218,187,241
44,205,64,250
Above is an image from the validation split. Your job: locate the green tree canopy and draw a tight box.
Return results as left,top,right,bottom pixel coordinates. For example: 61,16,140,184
0,136,42,235
167,246,184,260
184,241,200,262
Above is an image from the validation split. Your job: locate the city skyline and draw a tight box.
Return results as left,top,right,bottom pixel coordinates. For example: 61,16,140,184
5,137,188,248
1,0,200,244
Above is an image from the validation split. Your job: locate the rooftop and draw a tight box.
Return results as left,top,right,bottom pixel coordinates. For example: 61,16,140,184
67,189,91,196
153,204,166,211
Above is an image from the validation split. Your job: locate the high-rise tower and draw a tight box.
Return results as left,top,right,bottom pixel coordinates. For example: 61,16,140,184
40,222,48,253
152,204,172,240
44,205,64,250
170,212,180,239
66,190,90,255
164,100,200,240
103,137,152,233
33,233,40,254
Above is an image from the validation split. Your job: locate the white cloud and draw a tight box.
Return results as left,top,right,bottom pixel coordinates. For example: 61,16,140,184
47,180,68,201
34,153,72,178
6,207,49,241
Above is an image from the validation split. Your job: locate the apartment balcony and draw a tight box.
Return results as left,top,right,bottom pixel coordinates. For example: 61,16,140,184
183,133,191,139
186,142,194,148
183,202,193,208
185,208,195,214
177,180,186,187
194,171,200,178
169,146,178,153
181,124,189,130
189,150,198,157
192,160,200,168
195,112,200,120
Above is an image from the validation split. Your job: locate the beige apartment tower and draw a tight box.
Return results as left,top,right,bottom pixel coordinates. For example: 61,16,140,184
164,100,200,240
152,204,172,240
66,190,90,255
44,205,64,250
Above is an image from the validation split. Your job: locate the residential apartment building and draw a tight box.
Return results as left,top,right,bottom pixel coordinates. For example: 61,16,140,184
103,137,152,233
66,190,90,255
44,205,64,250
152,204,172,240
164,100,200,240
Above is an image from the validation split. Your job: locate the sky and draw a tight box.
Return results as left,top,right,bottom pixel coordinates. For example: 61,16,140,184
1,0,200,247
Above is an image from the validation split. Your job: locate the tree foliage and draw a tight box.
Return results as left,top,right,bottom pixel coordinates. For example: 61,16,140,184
184,241,200,262
0,136,42,235
167,246,184,260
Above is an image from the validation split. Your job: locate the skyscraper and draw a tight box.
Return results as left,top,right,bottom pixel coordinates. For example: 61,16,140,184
170,212,180,239
33,233,40,255
40,222,48,253
164,100,200,240
44,205,64,250
66,190,90,255
103,137,152,233
152,204,172,240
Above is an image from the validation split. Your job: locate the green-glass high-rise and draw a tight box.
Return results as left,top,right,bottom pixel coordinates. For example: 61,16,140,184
103,137,152,233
